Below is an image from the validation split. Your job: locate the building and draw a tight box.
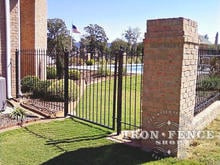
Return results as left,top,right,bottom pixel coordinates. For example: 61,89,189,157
0,0,47,98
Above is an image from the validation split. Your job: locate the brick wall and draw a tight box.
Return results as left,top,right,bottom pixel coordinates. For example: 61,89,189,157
0,0,47,97
20,0,47,49
20,0,47,79
35,0,47,49
10,0,19,97
192,101,220,131
35,0,47,79
0,0,6,78
20,0,36,78
178,19,199,157
0,0,19,97
142,18,199,158
20,0,35,49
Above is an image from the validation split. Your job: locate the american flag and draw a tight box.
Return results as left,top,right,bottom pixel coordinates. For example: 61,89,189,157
72,24,80,33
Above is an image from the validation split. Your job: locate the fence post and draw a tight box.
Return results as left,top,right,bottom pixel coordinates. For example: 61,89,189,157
15,49,22,98
142,18,199,158
117,46,124,135
64,49,69,117
112,51,118,130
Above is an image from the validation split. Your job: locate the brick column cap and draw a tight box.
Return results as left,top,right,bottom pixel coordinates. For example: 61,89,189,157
145,17,199,44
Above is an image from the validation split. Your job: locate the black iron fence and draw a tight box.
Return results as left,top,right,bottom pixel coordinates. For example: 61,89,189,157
17,47,220,128
67,48,143,133
16,49,66,118
195,48,220,115
16,48,143,134
67,50,118,130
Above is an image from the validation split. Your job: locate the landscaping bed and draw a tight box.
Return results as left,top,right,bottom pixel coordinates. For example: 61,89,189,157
21,99,64,118
0,113,39,130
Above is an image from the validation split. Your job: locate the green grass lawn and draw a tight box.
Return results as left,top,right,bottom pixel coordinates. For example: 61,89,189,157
1,116,220,165
0,118,152,165
186,116,220,164
73,75,142,130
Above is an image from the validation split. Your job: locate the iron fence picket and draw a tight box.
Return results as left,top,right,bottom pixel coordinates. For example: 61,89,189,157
66,48,143,132
16,48,143,132
17,49,66,118
195,48,220,115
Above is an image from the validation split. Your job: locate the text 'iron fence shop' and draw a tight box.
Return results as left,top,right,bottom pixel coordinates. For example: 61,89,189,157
195,48,220,115
16,48,143,134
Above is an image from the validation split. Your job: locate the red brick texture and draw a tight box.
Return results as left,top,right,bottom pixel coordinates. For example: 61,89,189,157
0,0,47,97
142,18,199,158
0,0,6,78
20,0,47,79
20,0,35,49
10,0,19,97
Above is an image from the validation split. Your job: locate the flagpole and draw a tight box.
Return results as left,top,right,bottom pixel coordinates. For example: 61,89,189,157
70,22,74,51
70,30,73,51
71,24,81,54
67,30,72,51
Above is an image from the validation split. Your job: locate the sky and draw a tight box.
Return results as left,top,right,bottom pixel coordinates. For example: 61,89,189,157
47,0,220,43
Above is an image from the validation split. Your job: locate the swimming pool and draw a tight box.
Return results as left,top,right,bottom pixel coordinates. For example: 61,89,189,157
69,63,143,74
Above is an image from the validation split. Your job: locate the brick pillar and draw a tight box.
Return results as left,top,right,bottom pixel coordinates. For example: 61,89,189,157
0,0,6,78
142,18,199,158
10,0,19,97
35,0,47,80
20,0,47,79
20,0,47,49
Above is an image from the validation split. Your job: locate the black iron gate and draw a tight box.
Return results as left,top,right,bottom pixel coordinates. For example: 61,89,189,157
16,48,143,134
66,47,143,134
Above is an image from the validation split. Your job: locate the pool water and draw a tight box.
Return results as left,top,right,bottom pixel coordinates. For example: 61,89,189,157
70,63,143,74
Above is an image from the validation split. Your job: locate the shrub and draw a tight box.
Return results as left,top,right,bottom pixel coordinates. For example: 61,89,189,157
10,107,26,122
69,69,81,80
86,59,94,65
21,76,40,93
97,65,111,77
198,77,220,91
127,57,142,64
56,56,64,79
32,80,51,98
47,79,79,101
47,67,56,79
99,59,107,65
127,57,133,64
136,56,143,64
69,57,84,66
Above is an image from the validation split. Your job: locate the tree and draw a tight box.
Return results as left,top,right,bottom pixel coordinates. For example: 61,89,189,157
136,42,144,56
123,27,141,45
123,27,141,56
47,18,72,79
110,39,128,58
47,18,72,53
82,24,108,59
